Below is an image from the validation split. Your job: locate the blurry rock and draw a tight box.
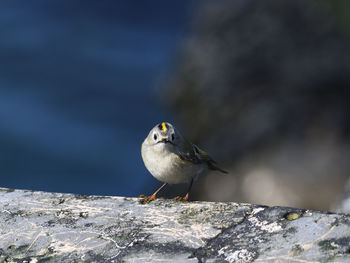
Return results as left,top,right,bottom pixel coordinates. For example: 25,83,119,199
333,177,350,213
161,0,350,210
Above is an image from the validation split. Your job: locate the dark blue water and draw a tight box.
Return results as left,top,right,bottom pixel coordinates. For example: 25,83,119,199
0,1,195,196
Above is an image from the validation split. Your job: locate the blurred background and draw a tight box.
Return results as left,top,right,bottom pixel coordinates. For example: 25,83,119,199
1,0,350,212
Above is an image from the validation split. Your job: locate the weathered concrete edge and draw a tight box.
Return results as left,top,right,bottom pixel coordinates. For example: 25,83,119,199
0,187,349,263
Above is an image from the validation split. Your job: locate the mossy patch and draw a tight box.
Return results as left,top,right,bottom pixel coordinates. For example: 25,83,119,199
284,212,300,220
318,237,350,261
292,243,304,256
177,208,202,224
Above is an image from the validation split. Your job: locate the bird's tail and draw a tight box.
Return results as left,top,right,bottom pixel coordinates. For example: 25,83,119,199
208,160,228,174
193,144,228,174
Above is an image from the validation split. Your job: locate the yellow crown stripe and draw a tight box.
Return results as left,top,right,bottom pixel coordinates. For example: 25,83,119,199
161,122,167,131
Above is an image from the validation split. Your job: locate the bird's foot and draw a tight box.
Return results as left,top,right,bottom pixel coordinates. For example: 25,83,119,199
138,194,158,204
172,195,189,202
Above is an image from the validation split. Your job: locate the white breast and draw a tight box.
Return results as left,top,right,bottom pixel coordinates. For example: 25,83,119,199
141,142,205,184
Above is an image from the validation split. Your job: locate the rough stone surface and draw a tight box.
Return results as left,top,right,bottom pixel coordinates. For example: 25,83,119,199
0,187,349,262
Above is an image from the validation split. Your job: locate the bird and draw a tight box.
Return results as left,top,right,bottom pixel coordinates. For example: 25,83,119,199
140,122,227,202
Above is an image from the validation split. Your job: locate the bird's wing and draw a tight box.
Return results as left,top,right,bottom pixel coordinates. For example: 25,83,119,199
192,144,228,174
177,139,202,165
177,138,228,174
178,146,202,164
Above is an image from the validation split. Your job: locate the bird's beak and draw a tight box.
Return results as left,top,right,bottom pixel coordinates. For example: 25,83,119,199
159,137,173,145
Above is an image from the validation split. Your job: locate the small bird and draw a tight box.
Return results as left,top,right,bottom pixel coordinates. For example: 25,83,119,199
140,122,227,202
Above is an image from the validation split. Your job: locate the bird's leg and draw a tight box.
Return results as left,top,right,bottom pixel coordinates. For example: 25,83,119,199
140,183,168,202
182,178,193,201
150,182,168,200
173,178,193,201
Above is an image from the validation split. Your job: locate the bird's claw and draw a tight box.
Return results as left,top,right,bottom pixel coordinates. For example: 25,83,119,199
138,194,158,204
172,196,189,202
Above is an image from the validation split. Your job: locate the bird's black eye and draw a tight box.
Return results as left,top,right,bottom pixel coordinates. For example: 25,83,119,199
153,133,158,141
171,133,175,141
